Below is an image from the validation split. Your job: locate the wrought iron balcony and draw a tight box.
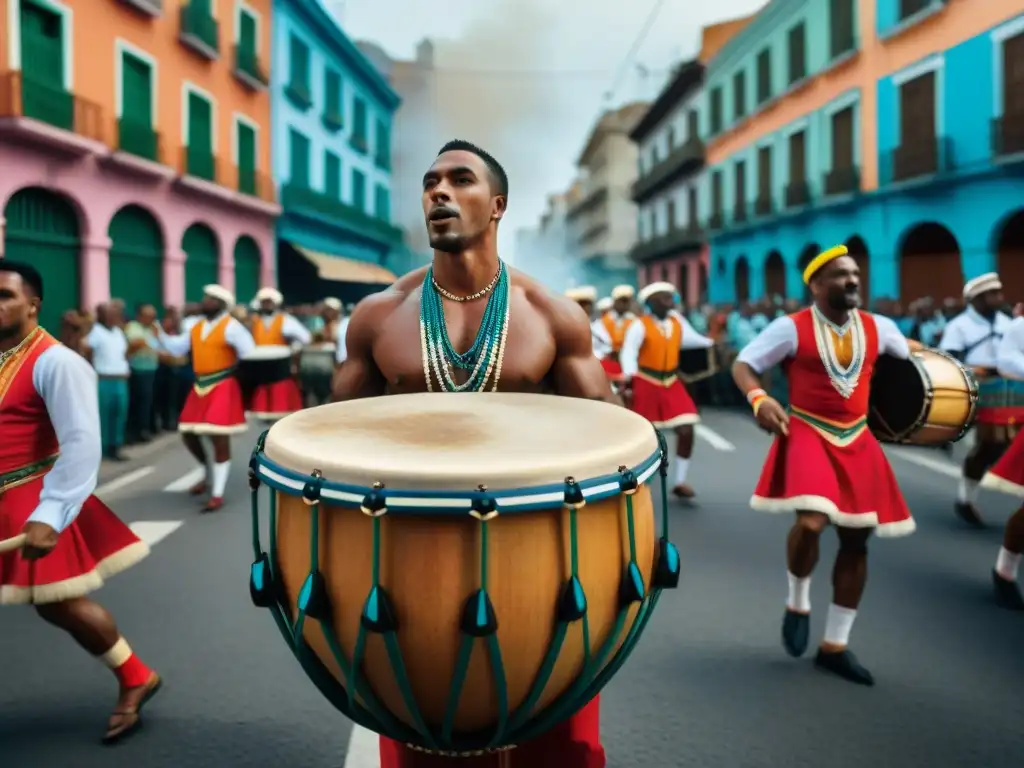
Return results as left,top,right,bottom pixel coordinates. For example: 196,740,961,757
823,166,861,196
784,181,811,208
631,136,705,203
281,183,403,245
732,201,749,225
119,0,162,15
880,136,954,185
754,193,774,216
992,114,1024,159
182,145,217,182
179,4,219,60
707,211,725,231
0,71,104,146
236,166,276,203
117,118,160,162
234,46,268,91
628,224,704,263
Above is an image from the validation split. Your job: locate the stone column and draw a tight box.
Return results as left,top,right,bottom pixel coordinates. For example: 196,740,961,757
80,236,112,308
164,250,186,307
219,246,235,296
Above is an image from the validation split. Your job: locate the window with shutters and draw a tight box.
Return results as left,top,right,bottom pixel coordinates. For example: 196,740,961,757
375,184,391,221
787,23,807,85
351,97,368,152
234,6,265,87
118,50,156,161
687,109,699,141
185,89,215,181
829,0,856,60
733,70,747,121
826,107,857,195
667,199,677,230
324,150,341,199
733,160,747,222
286,35,312,109
322,69,343,131
1002,31,1024,115
666,125,675,151
709,87,723,134
756,145,772,214
756,49,772,104
375,120,390,169
687,187,698,228
235,119,257,195
710,170,723,228
289,128,310,188
898,0,930,22
894,72,937,180
19,0,71,130
785,130,808,207
351,169,367,210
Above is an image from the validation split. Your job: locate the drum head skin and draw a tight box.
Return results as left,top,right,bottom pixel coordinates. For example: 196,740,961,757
264,392,659,491
243,345,293,361
869,355,926,436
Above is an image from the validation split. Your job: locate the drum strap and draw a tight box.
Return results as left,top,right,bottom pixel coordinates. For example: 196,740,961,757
963,329,1001,360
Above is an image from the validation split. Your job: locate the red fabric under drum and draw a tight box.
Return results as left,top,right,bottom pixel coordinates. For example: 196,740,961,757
179,378,247,431
599,358,622,379
629,376,698,428
984,428,1024,495
248,379,304,418
378,696,605,768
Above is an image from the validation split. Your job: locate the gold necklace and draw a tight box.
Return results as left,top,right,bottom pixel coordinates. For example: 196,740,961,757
431,265,501,303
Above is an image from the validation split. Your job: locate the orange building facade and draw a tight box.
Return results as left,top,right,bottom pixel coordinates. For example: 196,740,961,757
0,0,278,330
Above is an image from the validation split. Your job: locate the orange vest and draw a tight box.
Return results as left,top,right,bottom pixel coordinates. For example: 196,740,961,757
636,315,682,375
253,314,285,346
601,313,634,352
190,316,237,375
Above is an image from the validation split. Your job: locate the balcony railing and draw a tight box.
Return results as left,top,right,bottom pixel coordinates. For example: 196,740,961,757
707,211,725,231
118,0,162,15
628,224,704,263
181,145,217,182
898,0,934,23
117,118,160,162
236,166,276,203
179,4,219,60
631,136,705,203
321,109,343,132
880,136,954,184
285,81,312,110
0,71,103,141
732,201,748,224
824,166,861,196
234,45,268,91
784,180,811,208
375,153,390,171
280,183,403,245
350,132,368,154
992,114,1024,159
566,185,608,221
754,193,773,216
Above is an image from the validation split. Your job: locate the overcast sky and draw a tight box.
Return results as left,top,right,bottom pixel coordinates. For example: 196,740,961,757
330,0,767,260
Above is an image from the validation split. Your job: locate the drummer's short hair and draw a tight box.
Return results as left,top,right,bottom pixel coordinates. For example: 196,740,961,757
437,139,508,198
0,261,43,300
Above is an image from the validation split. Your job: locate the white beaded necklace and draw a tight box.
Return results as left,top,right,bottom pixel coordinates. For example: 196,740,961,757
811,306,865,400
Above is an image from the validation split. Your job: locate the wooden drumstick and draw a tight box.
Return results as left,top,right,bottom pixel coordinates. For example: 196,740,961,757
0,534,27,554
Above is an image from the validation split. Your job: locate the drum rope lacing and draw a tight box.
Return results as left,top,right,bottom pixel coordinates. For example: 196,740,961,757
245,428,680,754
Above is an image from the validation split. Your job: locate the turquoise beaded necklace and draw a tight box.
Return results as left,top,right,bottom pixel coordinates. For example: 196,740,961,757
419,261,511,392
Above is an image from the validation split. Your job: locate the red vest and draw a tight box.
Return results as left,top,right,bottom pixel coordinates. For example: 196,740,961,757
785,308,878,424
0,329,60,475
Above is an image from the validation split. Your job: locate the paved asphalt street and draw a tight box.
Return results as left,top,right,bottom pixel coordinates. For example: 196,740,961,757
1,408,1022,768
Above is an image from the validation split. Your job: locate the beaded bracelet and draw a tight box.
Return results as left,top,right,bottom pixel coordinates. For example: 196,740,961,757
751,395,768,417
745,387,767,405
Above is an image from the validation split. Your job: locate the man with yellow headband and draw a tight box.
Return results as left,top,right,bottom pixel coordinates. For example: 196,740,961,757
732,245,916,686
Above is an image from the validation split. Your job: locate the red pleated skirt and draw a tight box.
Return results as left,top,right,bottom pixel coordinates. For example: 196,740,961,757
179,378,247,435
630,376,698,428
248,379,304,420
982,428,1024,497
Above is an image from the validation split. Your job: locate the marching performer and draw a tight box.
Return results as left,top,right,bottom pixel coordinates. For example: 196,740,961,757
595,296,613,314
620,281,713,499
979,314,1024,610
939,273,1015,527
732,245,917,686
0,262,161,743
250,287,311,419
592,285,636,380
155,285,255,512
564,285,597,320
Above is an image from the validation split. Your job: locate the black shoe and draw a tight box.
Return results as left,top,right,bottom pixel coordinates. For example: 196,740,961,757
781,609,810,658
954,502,985,528
992,569,1024,611
814,648,874,686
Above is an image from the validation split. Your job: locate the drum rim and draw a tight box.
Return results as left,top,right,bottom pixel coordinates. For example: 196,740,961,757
250,440,663,515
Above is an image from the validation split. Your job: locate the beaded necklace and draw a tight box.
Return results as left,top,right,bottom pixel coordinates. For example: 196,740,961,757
419,262,510,392
0,327,40,369
811,305,865,399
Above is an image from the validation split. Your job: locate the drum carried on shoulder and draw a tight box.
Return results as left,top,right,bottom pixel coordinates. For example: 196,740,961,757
869,347,978,446
246,393,679,755
237,345,293,400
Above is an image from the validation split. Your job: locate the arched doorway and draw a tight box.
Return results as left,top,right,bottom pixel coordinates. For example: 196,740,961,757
734,257,750,303
109,205,164,313
899,222,962,305
797,243,820,301
995,210,1024,303
3,187,81,332
182,223,220,303
764,250,785,299
233,236,262,305
846,235,870,306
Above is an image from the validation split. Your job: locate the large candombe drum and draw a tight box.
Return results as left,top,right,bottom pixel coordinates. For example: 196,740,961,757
247,393,679,754
868,348,978,445
237,344,293,400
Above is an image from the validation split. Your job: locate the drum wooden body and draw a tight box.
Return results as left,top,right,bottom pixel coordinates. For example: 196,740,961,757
679,347,716,383
868,348,978,445
247,393,677,754
299,342,336,376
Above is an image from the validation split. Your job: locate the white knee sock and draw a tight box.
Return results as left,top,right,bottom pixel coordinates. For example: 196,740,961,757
822,603,857,648
786,572,811,613
995,547,1021,581
674,457,690,486
957,477,979,504
211,461,231,499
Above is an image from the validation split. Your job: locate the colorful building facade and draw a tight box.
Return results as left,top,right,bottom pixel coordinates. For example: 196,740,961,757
271,0,402,305
701,0,1024,306
0,0,279,329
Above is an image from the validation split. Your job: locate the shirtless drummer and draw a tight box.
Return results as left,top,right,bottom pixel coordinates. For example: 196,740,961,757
332,139,618,768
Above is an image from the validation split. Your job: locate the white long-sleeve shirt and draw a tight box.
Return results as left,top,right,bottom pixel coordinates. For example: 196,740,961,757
334,316,351,364
590,312,636,359
736,311,910,373
996,316,1024,379
84,323,130,377
619,313,714,378
256,313,312,346
157,313,256,359
939,307,1012,368
17,345,104,533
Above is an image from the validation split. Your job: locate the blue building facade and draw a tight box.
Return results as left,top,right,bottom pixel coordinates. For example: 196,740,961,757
271,0,404,303
703,3,1024,307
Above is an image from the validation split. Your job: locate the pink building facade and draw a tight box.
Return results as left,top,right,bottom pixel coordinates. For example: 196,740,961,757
636,246,710,307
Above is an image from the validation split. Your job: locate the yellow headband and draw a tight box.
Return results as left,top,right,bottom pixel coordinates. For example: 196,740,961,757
802,245,849,285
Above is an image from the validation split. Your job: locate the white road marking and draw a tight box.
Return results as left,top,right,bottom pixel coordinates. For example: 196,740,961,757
164,467,206,493
887,448,960,479
342,724,380,768
695,424,736,451
95,466,154,497
128,521,184,547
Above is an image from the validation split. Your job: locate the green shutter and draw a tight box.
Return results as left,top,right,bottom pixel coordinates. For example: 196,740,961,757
351,169,366,210
237,121,256,194
324,151,341,198
233,236,262,305
324,69,341,118
374,120,390,167
108,205,164,311
186,91,214,180
351,98,367,151
19,1,70,129
374,184,390,221
289,35,309,88
289,129,310,187
239,10,256,58
182,223,220,303
119,52,155,159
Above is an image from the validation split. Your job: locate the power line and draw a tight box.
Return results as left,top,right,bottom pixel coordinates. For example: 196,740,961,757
605,0,672,100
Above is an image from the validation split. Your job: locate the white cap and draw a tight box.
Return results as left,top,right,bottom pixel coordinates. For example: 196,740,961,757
596,297,613,312
611,284,635,300
638,281,676,304
203,284,236,307
564,285,598,302
256,286,284,306
963,272,1002,301
323,297,343,310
